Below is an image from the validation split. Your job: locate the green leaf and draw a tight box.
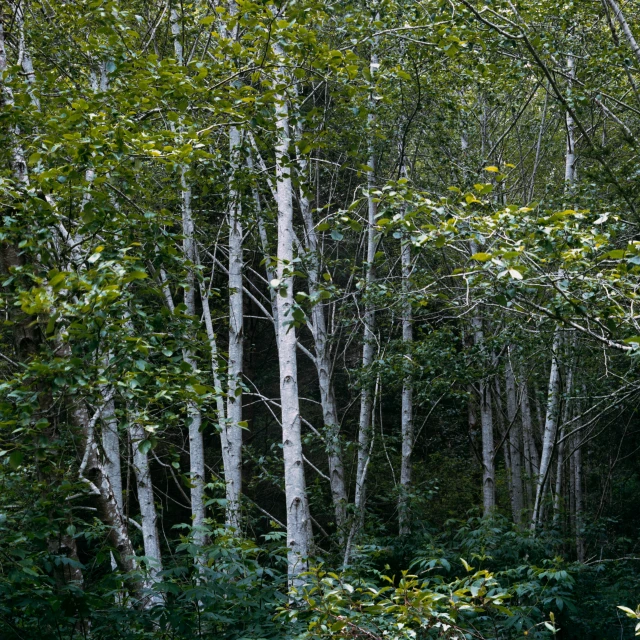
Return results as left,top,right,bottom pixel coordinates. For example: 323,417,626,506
9,451,23,469
138,440,153,455
471,252,491,262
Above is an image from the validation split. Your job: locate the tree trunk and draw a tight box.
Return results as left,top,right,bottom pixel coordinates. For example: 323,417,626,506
519,368,539,516
505,350,524,524
398,225,413,536
605,0,640,66
349,43,380,556
73,396,138,576
129,418,163,599
531,328,562,530
554,352,574,525
565,55,577,184
224,123,244,531
472,314,495,516
0,18,29,185
101,391,123,511
574,386,586,561
293,111,348,537
172,8,206,545
272,41,312,582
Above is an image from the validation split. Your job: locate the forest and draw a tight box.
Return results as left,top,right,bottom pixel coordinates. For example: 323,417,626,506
2,0,640,637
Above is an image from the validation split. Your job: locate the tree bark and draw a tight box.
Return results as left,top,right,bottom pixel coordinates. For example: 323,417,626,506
472,315,495,516
519,369,539,514
272,41,312,582
605,0,640,66
292,105,348,537
171,8,206,545
531,328,562,530
224,122,244,531
398,224,414,536
129,418,163,599
349,43,380,556
505,350,523,524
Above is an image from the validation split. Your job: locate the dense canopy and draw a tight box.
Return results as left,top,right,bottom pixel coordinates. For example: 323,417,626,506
2,0,640,638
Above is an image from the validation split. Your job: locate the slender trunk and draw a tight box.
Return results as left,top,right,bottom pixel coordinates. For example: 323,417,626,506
471,314,494,515
224,123,244,530
349,43,379,555
72,394,138,575
519,372,539,514
398,224,413,536
565,55,577,184
101,391,123,511
14,1,39,109
531,328,563,530
272,42,312,582
572,385,586,561
0,19,29,185
574,424,585,561
605,0,640,66
505,350,523,524
129,418,163,598
553,361,574,524
293,106,348,537
172,9,206,545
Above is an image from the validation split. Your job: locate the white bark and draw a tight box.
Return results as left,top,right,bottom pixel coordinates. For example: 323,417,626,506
224,123,244,531
564,55,577,184
171,8,206,545
553,358,574,524
505,350,523,524
292,99,348,537
519,370,539,513
101,391,123,511
0,19,29,185
398,195,413,535
472,316,495,515
350,44,380,553
129,418,163,598
531,328,563,530
69,380,138,577
605,0,640,66
272,41,312,582
14,2,39,109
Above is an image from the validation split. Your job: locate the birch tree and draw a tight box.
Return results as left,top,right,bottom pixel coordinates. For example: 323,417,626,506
271,39,313,581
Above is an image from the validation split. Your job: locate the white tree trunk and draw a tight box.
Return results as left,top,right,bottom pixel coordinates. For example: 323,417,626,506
101,391,123,511
0,20,29,185
14,2,39,109
505,350,523,524
606,0,640,66
519,370,539,513
171,8,206,545
472,317,495,515
292,108,348,537
272,42,312,582
565,55,577,184
398,213,413,535
350,45,380,552
553,353,574,524
531,328,563,530
224,123,244,531
129,418,163,599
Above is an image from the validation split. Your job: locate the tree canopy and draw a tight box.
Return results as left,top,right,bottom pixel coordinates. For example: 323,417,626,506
2,0,640,638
